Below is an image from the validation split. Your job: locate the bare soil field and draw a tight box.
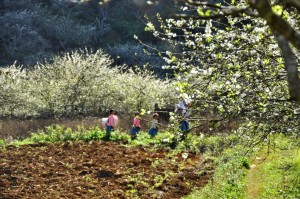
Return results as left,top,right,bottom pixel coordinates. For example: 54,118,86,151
0,141,213,199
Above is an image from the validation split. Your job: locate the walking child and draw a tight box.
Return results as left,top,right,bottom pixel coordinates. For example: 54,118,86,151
130,111,141,139
148,113,159,138
105,109,115,140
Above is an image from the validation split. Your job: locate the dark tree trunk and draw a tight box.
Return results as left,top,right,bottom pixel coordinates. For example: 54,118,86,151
276,35,300,103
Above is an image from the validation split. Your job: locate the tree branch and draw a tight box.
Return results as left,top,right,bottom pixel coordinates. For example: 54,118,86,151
176,7,258,19
182,0,239,10
179,0,258,17
250,0,300,50
178,0,300,50
176,12,241,20
284,0,300,10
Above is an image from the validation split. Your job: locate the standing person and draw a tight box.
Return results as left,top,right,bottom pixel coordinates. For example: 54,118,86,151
105,109,115,140
180,103,190,140
175,99,186,115
114,111,119,128
148,113,159,138
130,111,141,140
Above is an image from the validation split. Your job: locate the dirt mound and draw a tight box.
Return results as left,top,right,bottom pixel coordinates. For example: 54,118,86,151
0,141,213,198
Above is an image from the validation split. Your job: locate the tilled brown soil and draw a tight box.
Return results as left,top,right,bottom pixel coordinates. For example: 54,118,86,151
0,141,213,199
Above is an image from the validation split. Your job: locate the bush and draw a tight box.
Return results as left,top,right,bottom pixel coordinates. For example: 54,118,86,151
0,65,36,117
0,49,175,118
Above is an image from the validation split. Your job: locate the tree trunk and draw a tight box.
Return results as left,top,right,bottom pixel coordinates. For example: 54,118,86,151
250,0,300,103
284,0,300,10
250,0,300,50
276,34,300,103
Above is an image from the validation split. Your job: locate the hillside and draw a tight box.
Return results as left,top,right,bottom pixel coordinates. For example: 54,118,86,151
0,0,175,72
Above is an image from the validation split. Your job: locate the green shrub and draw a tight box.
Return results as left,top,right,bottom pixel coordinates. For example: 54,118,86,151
185,147,248,199
13,124,132,145
0,139,5,148
295,153,300,169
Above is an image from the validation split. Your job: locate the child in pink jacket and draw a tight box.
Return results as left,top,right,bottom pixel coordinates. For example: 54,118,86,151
130,111,141,139
105,109,115,140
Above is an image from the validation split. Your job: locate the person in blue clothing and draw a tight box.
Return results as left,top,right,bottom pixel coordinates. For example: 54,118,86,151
180,103,190,132
148,113,159,138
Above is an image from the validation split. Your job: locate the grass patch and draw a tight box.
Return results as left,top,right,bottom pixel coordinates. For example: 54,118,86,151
246,137,300,199
185,135,299,199
0,138,5,149
184,145,249,199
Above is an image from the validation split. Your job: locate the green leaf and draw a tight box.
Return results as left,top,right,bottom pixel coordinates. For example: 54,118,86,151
272,5,283,16
197,8,204,16
171,56,177,62
146,22,155,30
205,10,212,17
206,36,212,42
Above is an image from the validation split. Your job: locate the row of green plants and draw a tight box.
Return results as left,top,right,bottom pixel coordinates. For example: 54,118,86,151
7,125,129,145
1,124,229,153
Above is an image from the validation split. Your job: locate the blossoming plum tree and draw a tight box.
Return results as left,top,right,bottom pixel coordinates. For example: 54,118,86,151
143,0,300,144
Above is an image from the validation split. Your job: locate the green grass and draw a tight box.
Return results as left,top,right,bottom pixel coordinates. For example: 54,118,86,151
0,139,5,148
184,146,249,199
185,135,299,199
246,139,300,199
